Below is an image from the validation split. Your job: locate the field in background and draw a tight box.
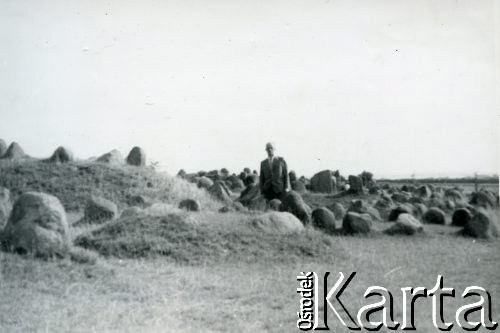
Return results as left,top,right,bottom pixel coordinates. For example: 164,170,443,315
0,160,499,332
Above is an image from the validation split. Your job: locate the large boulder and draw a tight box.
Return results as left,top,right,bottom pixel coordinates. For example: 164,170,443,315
329,202,346,221
0,139,7,157
462,208,499,239
126,146,146,166
385,213,423,235
81,196,118,224
374,197,395,221
97,149,124,165
0,192,69,257
388,205,413,222
1,142,25,160
243,174,258,186
413,203,428,219
268,199,282,211
470,191,496,209
391,192,409,204
311,207,337,233
415,185,432,198
427,197,447,211
310,170,337,193
197,176,214,190
291,181,307,194
179,199,201,212
250,212,304,234
444,189,465,202
247,195,268,211
208,182,232,203
348,175,363,194
126,195,149,208
452,208,472,227
238,184,260,205
226,176,245,192
48,146,74,163
347,200,381,221
423,207,446,225
0,187,11,229
280,191,311,225
342,212,372,234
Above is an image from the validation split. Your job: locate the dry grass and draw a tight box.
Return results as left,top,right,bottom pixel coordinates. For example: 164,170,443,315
0,160,499,332
0,159,221,211
0,224,498,332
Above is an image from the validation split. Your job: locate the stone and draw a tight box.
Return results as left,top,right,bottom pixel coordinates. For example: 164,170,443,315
126,146,146,166
427,197,447,211
391,192,409,203
48,146,73,163
244,174,258,186
415,185,432,198
348,175,363,194
0,187,11,229
291,181,306,194
462,208,499,239
238,184,261,206
310,170,337,193
385,213,423,235
444,189,465,202
413,203,428,219
329,202,346,221
0,139,7,157
179,199,201,212
120,207,143,218
82,196,118,224
423,207,446,225
408,197,424,205
127,195,148,208
208,182,232,203
227,176,245,192
0,192,69,257
247,195,267,211
250,212,304,233
388,205,413,222
470,191,496,209
1,142,25,160
342,212,372,234
268,199,281,211
374,197,394,221
348,200,381,222
280,191,311,225
197,176,214,190
311,207,337,232
97,149,124,165
452,208,472,227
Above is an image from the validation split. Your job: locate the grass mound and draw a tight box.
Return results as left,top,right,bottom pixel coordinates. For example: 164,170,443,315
0,159,220,211
74,213,344,264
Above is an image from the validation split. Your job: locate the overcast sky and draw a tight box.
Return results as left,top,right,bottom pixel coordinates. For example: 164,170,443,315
0,0,498,178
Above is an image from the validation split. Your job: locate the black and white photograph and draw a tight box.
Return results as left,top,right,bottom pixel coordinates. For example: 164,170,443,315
0,0,499,332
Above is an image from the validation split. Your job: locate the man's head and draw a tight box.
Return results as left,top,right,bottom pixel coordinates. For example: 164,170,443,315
265,142,275,158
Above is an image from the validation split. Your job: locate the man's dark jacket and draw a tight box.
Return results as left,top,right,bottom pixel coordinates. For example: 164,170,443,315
259,156,289,194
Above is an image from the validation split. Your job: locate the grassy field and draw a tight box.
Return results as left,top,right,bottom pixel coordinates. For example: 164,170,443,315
0,160,499,332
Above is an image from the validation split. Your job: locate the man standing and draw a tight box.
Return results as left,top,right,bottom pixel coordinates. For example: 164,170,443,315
259,142,289,201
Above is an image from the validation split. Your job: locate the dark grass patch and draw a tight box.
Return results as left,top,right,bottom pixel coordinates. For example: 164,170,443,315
74,214,346,264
